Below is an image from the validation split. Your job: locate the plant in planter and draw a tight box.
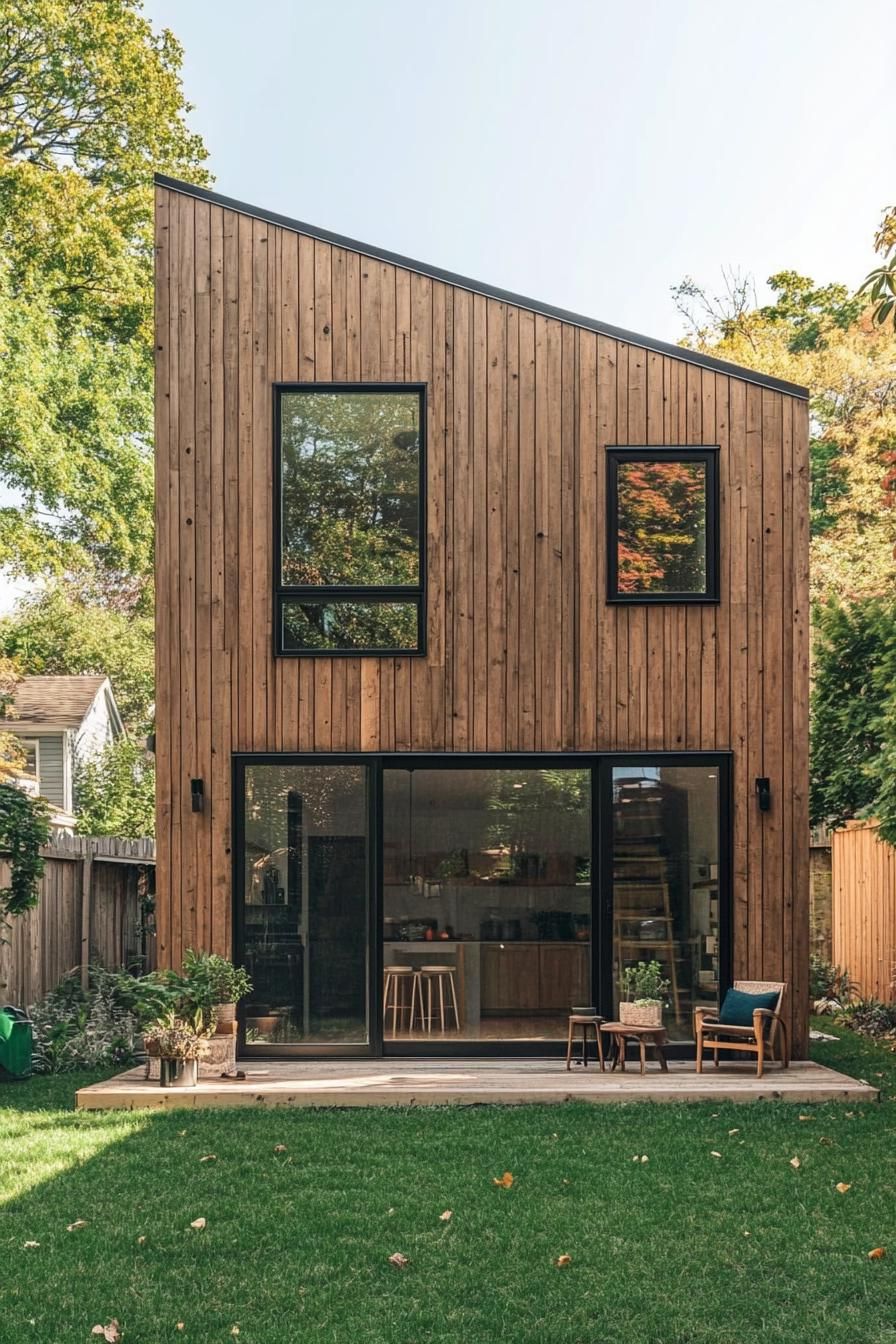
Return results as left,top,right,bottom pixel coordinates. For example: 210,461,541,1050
181,950,252,1032
143,1010,212,1088
619,960,670,1027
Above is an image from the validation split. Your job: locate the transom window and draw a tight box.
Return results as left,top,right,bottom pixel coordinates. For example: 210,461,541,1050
607,447,719,602
275,384,426,654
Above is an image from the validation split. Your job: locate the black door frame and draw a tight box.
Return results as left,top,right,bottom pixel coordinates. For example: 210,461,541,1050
232,751,732,1060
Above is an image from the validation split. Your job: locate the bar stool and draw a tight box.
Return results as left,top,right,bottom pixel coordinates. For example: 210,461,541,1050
383,966,414,1037
565,1013,605,1070
419,965,461,1033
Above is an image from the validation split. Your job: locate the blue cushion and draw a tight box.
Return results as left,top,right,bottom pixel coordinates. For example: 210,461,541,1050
718,988,779,1027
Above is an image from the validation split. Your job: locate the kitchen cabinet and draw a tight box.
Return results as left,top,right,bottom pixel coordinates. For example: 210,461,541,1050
538,944,589,1009
480,944,540,1012
479,942,589,1013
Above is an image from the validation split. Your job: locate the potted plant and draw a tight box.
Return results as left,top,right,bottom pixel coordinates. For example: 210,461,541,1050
143,1010,212,1087
182,949,252,1032
619,960,670,1027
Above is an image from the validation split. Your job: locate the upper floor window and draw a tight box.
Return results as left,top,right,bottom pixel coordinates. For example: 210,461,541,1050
275,384,426,654
606,447,719,603
21,738,39,777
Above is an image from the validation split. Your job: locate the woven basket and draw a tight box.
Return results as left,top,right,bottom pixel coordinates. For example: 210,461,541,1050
619,1000,662,1027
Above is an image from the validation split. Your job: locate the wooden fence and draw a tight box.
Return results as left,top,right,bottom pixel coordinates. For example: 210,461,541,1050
832,820,896,1000
0,835,156,1007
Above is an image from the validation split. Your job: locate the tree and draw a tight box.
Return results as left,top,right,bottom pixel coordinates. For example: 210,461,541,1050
0,0,209,598
0,584,155,731
673,269,896,604
0,655,25,781
809,597,896,828
861,205,896,330
75,737,154,838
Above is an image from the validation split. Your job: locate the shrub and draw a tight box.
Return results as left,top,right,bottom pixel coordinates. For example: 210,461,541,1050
810,956,860,1011
836,997,896,1040
181,949,252,1009
28,966,181,1073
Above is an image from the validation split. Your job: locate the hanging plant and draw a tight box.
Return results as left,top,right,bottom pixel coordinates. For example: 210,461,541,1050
0,783,51,922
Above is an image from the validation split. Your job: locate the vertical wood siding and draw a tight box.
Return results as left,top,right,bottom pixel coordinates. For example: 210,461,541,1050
155,187,811,1054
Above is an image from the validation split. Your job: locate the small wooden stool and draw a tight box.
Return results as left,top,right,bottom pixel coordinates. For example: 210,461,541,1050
600,1022,670,1074
566,1014,605,1070
383,966,414,1037
419,966,461,1032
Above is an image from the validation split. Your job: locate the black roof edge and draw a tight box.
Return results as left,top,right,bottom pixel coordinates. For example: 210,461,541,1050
154,174,809,402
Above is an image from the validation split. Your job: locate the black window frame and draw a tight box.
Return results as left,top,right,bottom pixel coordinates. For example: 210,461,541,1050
273,382,427,656
606,446,720,604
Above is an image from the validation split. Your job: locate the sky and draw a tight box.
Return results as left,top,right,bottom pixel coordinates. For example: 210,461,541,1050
1,0,891,614
145,0,891,341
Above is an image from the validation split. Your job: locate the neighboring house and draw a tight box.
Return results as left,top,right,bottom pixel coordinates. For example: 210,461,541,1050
154,176,810,1061
9,675,125,829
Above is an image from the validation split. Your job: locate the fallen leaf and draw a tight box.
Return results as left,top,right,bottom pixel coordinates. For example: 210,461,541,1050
388,1252,409,1268
836,1182,852,1194
868,1247,886,1261
231,1329,240,1337
790,1156,801,1170
199,1154,217,1163
66,1219,88,1232
819,1136,833,1146
492,1171,514,1188
23,1241,39,1249
178,1129,187,1137
846,1111,855,1118
798,1114,814,1121
189,1217,206,1230
554,1254,572,1267
710,1151,722,1159
743,1230,751,1237
273,1144,287,1154
561,1178,571,1185
91,1322,122,1343
640,1154,649,1163
137,1235,146,1245
728,1128,740,1136
386,1207,395,1216
439,1210,452,1222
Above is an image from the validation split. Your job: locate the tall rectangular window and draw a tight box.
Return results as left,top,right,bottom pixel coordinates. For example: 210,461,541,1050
607,448,719,602
275,384,426,654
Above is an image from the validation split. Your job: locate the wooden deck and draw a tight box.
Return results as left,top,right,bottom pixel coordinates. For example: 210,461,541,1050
76,1058,878,1110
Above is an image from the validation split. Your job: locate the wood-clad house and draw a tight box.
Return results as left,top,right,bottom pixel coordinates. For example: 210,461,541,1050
154,175,810,1059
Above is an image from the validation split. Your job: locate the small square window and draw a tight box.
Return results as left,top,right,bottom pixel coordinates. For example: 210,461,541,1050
607,448,719,603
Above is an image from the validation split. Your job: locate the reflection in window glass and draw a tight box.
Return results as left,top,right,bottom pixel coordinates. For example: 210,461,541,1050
615,458,708,594
612,766,720,1043
241,766,368,1045
280,390,421,587
282,599,419,652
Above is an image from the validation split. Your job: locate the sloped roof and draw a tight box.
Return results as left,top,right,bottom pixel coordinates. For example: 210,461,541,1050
10,675,109,729
155,173,809,401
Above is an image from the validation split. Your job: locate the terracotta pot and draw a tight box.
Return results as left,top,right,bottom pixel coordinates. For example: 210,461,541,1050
214,1002,236,1031
619,1000,662,1027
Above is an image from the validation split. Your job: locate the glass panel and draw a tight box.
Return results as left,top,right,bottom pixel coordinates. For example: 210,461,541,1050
615,458,708,594
282,598,418,652
611,765,720,1042
241,765,368,1045
382,768,591,1041
280,390,421,586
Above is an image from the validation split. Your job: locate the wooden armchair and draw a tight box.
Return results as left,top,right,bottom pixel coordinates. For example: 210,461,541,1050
694,981,789,1079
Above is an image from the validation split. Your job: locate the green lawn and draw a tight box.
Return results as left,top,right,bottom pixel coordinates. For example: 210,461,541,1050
1,1026,894,1344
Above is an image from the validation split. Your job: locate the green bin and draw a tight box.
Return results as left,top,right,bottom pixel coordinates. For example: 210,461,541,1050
0,1005,33,1079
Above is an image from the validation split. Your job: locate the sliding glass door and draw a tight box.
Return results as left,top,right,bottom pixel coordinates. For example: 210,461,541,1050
382,766,592,1043
608,762,723,1043
234,754,728,1055
238,764,370,1048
